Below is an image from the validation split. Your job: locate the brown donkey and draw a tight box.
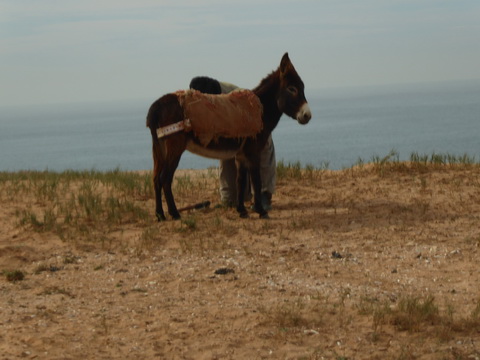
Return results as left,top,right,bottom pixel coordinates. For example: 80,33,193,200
146,53,312,220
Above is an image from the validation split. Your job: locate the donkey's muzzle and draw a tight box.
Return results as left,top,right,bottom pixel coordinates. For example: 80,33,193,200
297,103,312,125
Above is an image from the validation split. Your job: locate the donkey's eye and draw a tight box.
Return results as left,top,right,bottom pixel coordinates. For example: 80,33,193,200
287,86,298,95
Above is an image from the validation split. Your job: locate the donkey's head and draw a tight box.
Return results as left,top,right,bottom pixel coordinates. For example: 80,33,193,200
276,53,312,125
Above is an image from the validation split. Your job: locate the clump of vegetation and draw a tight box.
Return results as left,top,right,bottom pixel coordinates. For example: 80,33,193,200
134,225,166,255
38,286,75,298
410,151,476,167
365,149,479,175
276,160,329,182
260,297,325,331
3,270,25,282
179,215,198,232
359,294,480,340
392,294,440,332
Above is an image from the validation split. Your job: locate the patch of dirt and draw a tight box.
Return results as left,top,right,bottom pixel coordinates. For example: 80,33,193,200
1,166,480,359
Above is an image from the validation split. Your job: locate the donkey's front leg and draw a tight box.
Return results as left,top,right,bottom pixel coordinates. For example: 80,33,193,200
235,162,249,218
250,166,269,219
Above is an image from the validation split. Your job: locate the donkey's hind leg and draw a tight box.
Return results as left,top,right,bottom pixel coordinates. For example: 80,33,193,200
161,136,186,220
153,174,166,221
152,139,183,221
152,143,166,221
160,166,181,220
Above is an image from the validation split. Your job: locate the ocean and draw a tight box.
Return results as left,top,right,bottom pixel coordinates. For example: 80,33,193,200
1,80,479,172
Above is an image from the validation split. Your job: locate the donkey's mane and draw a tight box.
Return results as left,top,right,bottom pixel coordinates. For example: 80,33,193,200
252,69,283,134
253,69,280,98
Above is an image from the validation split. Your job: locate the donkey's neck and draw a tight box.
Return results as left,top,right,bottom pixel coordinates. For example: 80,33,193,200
253,70,283,135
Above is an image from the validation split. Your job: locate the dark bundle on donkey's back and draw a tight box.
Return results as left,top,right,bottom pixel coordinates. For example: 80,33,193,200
146,53,312,221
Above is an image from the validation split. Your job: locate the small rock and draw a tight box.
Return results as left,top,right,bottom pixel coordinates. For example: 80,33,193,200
214,268,235,275
331,251,343,259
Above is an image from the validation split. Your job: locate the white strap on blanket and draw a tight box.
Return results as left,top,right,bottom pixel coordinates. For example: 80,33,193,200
156,119,192,139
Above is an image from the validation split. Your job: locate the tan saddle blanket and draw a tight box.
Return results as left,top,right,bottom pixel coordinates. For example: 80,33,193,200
176,89,263,146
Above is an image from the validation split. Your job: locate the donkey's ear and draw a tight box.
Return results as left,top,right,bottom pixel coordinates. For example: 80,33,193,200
280,52,292,75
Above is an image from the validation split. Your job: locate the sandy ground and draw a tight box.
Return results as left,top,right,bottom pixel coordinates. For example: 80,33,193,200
1,164,480,359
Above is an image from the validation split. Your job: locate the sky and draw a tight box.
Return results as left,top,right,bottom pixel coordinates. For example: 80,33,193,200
1,0,480,106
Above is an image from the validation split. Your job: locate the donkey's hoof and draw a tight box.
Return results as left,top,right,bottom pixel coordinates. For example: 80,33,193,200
259,212,270,219
239,211,249,218
156,213,166,222
171,214,181,220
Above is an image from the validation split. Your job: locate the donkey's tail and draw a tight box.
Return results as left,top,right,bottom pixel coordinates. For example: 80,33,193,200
146,99,160,130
